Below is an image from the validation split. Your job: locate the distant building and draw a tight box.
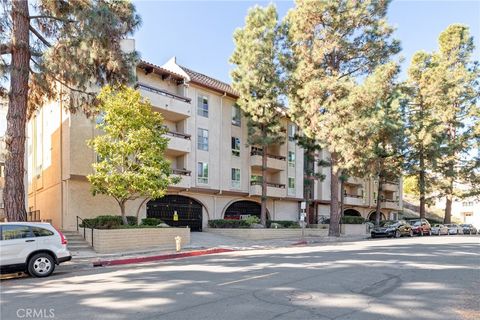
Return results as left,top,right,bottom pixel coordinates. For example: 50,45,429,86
436,189,480,228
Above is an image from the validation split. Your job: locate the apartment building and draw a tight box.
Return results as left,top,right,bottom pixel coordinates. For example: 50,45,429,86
26,57,305,231
435,186,480,228
307,149,403,223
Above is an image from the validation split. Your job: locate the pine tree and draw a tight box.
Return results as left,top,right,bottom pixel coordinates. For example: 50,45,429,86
429,25,480,224
283,0,400,236
0,0,140,221
230,4,284,226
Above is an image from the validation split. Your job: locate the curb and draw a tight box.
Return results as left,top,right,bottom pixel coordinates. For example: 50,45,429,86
92,248,235,267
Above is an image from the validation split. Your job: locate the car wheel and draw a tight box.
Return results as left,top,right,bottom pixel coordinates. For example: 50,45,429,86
409,230,413,237
395,230,401,238
428,230,432,236
28,253,55,278
371,234,376,239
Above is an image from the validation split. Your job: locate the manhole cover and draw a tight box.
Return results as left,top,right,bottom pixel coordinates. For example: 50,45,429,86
287,291,313,301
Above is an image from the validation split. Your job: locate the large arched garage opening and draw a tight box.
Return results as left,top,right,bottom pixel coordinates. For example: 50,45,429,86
223,200,269,220
343,209,362,217
147,195,204,231
367,211,386,222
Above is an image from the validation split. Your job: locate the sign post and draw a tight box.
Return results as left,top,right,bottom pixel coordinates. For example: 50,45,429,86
300,201,307,240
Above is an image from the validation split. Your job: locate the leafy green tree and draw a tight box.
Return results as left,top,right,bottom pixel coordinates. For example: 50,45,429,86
230,4,284,226
87,86,178,225
428,25,479,224
283,0,400,236
403,51,443,220
0,0,140,221
403,176,420,196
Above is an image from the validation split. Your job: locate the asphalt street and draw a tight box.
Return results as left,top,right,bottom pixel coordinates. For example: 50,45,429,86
1,236,479,320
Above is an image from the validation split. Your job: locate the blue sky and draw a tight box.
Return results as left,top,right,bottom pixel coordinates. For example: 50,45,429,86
133,0,480,82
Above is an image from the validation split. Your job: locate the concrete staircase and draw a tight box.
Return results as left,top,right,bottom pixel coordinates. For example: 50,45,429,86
61,230,96,257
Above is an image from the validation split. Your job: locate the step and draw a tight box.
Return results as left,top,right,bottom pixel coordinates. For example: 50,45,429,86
68,244,93,250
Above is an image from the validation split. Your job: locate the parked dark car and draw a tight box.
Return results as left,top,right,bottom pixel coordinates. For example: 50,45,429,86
460,224,478,235
408,219,432,236
371,220,413,238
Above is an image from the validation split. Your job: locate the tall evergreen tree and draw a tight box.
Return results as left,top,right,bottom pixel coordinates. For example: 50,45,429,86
0,0,140,221
429,25,479,224
284,0,400,236
230,5,284,226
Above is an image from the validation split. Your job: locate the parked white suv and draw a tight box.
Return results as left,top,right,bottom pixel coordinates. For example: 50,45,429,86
0,222,71,277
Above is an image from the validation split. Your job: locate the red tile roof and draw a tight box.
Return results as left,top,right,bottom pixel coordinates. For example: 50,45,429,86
179,66,239,98
137,60,186,82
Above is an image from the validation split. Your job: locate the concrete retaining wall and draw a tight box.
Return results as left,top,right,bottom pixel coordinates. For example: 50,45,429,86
205,228,328,240
341,224,368,236
79,227,190,253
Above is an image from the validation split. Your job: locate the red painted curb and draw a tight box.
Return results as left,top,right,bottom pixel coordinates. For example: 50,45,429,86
92,248,234,267
292,240,308,246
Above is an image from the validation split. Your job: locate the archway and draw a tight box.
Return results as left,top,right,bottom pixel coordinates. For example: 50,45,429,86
343,209,362,217
147,195,204,231
368,211,386,222
224,200,268,220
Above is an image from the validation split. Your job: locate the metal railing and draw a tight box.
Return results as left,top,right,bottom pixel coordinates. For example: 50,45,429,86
172,168,191,176
166,131,191,140
250,180,286,189
344,193,363,199
250,147,287,161
136,83,191,103
76,216,94,249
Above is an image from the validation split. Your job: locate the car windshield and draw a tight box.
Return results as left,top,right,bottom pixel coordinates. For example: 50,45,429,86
410,220,421,226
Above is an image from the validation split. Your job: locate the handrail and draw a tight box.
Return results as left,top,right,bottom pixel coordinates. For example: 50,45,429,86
250,181,286,189
136,83,191,103
166,131,191,140
76,216,94,249
172,168,191,176
250,147,287,161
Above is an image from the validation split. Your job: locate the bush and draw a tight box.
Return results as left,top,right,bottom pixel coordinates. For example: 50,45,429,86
208,219,250,229
80,215,138,229
267,220,300,228
341,216,366,224
141,218,163,226
244,215,260,225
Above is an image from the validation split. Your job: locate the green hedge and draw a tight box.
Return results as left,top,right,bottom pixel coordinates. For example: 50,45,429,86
141,218,163,226
80,215,138,229
341,216,366,224
208,219,250,229
267,220,300,228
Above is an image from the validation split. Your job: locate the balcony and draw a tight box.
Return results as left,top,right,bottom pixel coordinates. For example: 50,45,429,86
344,194,365,206
170,169,191,189
250,147,286,172
137,83,191,121
382,180,400,192
165,131,191,156
381,199,400,210
250,181,286,198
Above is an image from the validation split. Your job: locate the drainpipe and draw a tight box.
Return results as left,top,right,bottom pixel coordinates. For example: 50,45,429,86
59,88,64,229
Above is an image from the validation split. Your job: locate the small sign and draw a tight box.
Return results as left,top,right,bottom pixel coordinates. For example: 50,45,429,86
300,201,306,210
173,211,179,221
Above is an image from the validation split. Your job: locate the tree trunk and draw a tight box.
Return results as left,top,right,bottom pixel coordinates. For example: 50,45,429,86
444,175,454,224
339,175,344,226
419,149,426,219
260,143,267,227
4,0,30,222
136,197,150,225
329,152,340,237
375,175,383,227
119,201,128,225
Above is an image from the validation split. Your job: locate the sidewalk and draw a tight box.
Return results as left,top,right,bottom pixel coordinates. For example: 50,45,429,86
62,232,369,272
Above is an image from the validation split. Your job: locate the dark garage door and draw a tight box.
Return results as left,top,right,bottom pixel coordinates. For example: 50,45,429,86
147,195,203,231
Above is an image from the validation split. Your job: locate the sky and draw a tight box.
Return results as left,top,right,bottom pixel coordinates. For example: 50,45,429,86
132,0,480,83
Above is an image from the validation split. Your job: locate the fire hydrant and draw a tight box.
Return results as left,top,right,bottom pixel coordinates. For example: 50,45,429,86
175,236,182,252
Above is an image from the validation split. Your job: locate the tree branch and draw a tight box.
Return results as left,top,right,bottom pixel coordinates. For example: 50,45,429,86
0,43,11,55
29,15,76,23
29,25,51,47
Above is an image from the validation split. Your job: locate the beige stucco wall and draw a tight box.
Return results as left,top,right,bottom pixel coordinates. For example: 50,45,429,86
205,228,328,240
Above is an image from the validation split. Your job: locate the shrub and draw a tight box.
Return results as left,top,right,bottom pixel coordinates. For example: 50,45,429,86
267,220,300,228
244,215,260,226
341,216,366,224
79,215,137,229
141,218,163,226
208,219,250,229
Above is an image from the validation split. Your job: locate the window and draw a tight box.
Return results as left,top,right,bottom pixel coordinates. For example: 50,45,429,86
231,168,241,188
1,225,32,240
197,95,209,117
197,128,209,151
288,124,297,141
251,175,262,184
288,177,295,194
231,137,240,156
232,105,241,126
288,151,296,167
197,162,208,184
462,201,474,207
31,227,54,237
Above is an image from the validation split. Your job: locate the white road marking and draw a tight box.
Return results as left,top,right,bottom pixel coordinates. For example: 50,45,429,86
217,272,279,286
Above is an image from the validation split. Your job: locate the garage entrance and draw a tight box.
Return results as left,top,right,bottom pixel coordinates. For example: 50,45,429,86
224,200,263,220
147,195,203,231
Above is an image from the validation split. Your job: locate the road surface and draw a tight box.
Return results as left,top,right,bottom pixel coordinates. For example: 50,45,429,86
1,236,479,320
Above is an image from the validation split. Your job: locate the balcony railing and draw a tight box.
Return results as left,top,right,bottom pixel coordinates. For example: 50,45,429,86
250,147,286,161
136,83,191,103
250,180,286,189
383,180,399,185
172,169,191,176
166,131,191,140
381,199,397,203
344,193,363,199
